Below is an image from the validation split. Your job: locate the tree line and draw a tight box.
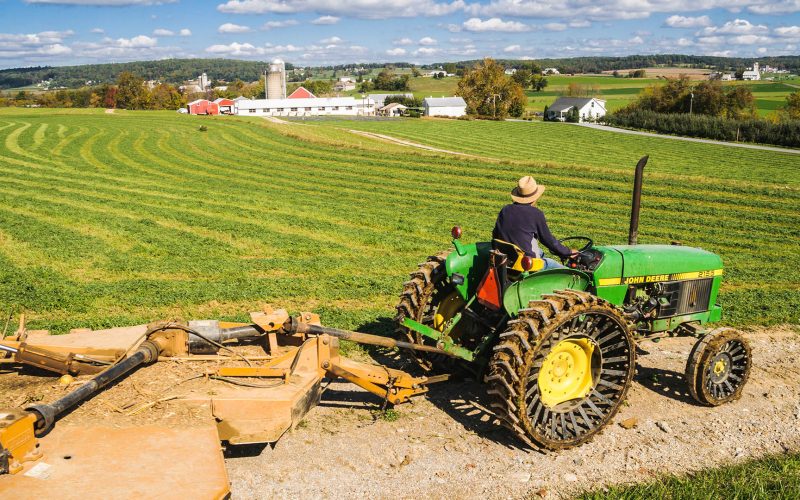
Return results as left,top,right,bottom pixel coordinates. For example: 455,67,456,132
605,76,800,147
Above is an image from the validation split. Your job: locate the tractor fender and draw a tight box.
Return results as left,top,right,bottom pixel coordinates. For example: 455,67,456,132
503,269,592,317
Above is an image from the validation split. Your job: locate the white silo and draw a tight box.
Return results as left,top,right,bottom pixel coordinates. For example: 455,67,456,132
265,58,286,100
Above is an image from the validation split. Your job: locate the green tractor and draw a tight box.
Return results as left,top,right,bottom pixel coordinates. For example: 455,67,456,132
396,157,751,450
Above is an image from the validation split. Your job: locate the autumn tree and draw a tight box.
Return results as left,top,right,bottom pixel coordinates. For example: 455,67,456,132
783,91,800,120
115,72,148,110
456,58,527,118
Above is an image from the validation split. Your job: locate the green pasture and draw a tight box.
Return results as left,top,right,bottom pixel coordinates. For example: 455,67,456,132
582,451,800,499
0,108,797,334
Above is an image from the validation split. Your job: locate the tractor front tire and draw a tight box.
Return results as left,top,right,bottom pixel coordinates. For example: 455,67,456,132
685,327,751,406
485,290,636,450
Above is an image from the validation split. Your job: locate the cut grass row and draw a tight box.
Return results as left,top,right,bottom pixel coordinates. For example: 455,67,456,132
0,108,797,333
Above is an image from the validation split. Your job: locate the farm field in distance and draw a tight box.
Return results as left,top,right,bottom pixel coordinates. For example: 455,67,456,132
341,73,800,116
0,108,797,334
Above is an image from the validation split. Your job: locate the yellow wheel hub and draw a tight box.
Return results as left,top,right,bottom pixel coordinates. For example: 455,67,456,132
433,291,466,332
538,338,595,407
713,359,726,375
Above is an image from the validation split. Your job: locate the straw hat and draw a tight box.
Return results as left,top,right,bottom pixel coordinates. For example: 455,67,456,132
511,176,545,204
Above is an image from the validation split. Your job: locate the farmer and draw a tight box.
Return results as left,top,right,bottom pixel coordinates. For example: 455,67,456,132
492,176,577,270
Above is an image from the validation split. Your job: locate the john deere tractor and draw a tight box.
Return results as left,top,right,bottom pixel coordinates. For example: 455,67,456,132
396,157,751,450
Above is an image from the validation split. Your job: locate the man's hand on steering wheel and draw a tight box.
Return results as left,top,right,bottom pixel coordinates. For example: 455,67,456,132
559,236,594,263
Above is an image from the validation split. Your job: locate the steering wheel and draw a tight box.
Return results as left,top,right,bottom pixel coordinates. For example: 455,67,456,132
558,236,594,263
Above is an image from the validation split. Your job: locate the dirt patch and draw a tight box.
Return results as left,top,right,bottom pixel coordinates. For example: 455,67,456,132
600,68,713,80
2,326,798,497
104,108,116,114
223,326,800,498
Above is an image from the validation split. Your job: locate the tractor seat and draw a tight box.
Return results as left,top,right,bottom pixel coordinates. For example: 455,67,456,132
492,239,545,273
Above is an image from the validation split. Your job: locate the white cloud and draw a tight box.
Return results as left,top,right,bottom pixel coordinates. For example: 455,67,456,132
179,28,192,36
25,0,176,4
775,26,800,37
394,37,414,45
110,35,158,48
386,47,407,56
471,0,800,21
216,0,466,18
262,19,299,29
153,28,175,36
757,46,768,54
748,1,800,14
664,15,711,28
676,37,694,46
569,20,591,28
218,23,252,34
414,47,439,55
503,44,521,52
699,19,769,36
419,36,437,45
462,17,529,32
205,42,260,56
544,22,566,31
90,28,105,34
311,15,340,24
319,36,342,44
729,34,773,45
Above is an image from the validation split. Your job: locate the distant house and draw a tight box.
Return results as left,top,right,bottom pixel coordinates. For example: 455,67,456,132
547,97,606,122
187,99,219,115
333,81,356,91
368,93,413,108
504,68,517,75
380,102,407,117
423,96,467,117
543,67,560,75
287,86,317,99
213,98,235,114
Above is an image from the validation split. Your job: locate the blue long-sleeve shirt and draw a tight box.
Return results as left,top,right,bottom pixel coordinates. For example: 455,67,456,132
492,203,571,258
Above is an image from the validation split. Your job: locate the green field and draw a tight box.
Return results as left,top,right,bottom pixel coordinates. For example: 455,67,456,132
581,451,800,499
0,108,798,334
342,73,799,116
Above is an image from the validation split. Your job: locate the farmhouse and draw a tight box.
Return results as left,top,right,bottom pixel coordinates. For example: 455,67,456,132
234,96,375,117
213,97,235,114
368,93,413,107
543,67,561,75
187,99,219,115
379,102,407,117
423,96,467,117
333,80,356,91
547,97,606,122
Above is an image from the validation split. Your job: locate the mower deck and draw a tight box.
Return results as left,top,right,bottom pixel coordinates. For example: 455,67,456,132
0,424,229,499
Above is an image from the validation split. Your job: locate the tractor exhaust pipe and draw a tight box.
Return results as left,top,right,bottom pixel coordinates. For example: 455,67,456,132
628,155,649,245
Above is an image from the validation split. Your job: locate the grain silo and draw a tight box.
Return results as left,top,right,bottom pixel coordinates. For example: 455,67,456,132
265,58,286,100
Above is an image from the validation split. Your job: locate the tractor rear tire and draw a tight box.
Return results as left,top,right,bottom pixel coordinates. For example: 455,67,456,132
485,290,636,450
395,251,457,372
685,327,751,406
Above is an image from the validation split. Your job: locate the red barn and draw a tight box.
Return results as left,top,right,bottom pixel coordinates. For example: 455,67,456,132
187,99,219,115
213,98,235,114
287,86,316,99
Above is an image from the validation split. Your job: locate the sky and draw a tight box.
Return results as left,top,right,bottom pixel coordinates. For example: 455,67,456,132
0,0,798,69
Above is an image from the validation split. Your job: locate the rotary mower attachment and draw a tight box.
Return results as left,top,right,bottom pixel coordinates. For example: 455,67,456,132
0,308,452,495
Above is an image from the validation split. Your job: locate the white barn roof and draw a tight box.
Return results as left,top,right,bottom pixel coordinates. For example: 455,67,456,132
423,97,466,107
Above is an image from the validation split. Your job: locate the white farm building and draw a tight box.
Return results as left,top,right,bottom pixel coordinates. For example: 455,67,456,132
234,96,375,117
423,96,467,117
547,97,606,122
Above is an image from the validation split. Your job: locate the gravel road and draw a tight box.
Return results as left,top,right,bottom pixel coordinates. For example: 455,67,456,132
225,327,800,499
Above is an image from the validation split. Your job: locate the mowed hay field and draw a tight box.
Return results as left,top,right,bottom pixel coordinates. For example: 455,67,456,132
0,108,798,334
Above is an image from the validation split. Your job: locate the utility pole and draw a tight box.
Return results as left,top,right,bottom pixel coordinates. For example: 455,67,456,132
491,93,501,118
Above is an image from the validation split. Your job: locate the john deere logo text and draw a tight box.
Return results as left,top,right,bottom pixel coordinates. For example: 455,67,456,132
624,274,670,284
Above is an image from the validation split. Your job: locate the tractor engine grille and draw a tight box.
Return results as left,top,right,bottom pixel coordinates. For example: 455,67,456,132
657,278,713,318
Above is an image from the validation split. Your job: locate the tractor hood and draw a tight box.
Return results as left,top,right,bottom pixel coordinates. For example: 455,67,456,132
599,244,723,283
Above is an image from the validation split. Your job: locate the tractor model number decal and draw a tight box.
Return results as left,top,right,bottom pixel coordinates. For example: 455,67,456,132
598,269,722,286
